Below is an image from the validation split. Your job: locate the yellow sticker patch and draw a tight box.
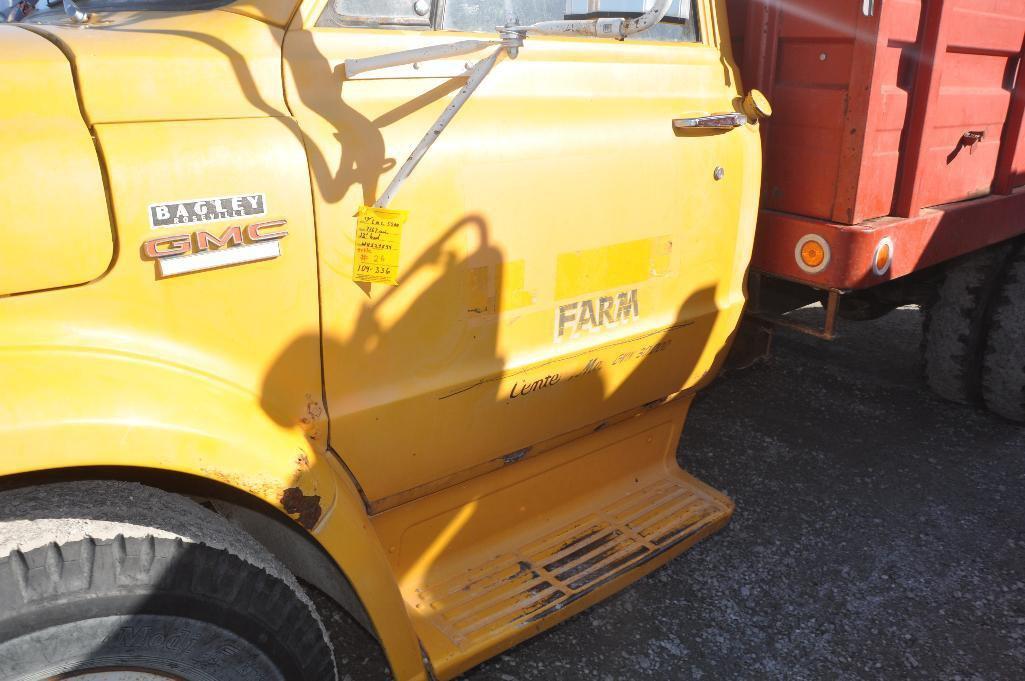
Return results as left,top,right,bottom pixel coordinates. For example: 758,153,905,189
467,260,534,314
555,236,673,301
353,206,407,286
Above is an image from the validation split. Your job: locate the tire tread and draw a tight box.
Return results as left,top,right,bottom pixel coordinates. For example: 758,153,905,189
0,482,336,680
982,246,1025,421
922,244,1013,403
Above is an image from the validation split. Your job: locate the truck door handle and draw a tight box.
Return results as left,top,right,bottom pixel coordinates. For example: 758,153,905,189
672,113,748,129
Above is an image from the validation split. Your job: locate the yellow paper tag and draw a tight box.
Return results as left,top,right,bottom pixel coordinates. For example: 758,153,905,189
352,205,408,286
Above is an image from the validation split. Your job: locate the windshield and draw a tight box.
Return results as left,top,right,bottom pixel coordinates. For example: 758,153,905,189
4,0,229,20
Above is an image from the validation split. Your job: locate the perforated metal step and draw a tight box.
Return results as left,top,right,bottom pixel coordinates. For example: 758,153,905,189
410,477,730,650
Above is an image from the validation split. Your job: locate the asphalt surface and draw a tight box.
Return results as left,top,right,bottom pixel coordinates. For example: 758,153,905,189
313,306,1025,680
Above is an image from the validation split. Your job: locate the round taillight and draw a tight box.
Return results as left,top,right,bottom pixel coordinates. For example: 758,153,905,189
872,237,893,276
795,234,830,274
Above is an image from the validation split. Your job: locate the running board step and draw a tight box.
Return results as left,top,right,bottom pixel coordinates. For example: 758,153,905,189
374,398,734,678
412,475,729,656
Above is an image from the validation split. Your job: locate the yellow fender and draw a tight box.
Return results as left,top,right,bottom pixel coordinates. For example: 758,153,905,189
0,349,428,681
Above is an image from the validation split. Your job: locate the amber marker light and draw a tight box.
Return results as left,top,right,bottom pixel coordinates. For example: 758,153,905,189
801,241,825,267
872,237,893,276
795,234,830,274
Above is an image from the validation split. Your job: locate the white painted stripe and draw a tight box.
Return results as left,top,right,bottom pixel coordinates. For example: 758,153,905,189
157,241,281,277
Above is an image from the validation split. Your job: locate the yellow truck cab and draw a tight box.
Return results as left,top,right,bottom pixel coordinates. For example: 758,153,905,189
0,0,764,678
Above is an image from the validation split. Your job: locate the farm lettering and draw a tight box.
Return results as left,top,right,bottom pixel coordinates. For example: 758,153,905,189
557,289,639,340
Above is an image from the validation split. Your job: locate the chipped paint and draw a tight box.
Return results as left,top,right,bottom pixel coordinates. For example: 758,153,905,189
300,393,325,443
502,447,531,465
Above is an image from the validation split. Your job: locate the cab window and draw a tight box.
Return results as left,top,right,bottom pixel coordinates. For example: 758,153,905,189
327,0,431,27
321,0,700,42
443,0,699,42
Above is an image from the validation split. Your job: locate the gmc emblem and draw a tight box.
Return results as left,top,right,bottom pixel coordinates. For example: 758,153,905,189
143,219,288,259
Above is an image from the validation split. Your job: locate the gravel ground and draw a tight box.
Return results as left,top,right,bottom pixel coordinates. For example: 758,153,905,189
313,306,1025,680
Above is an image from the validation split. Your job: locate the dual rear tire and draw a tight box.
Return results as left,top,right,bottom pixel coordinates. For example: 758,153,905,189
981,248,1025,420
923,240,1025,421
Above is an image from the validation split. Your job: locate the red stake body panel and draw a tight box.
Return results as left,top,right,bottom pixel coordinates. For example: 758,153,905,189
729,0,1025,289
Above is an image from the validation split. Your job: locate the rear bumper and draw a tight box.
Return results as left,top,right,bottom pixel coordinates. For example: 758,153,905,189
751,187,1025,290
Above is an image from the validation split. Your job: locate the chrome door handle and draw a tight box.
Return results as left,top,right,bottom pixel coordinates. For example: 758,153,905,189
673,113,748,129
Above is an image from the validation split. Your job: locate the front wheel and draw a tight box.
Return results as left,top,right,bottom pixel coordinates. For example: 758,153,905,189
0,481,337,681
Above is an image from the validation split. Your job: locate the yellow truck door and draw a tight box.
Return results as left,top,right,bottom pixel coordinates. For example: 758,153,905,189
284,0,761,509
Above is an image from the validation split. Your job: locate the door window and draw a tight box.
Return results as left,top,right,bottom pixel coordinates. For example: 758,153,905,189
443,0,699,42
321,0,700,42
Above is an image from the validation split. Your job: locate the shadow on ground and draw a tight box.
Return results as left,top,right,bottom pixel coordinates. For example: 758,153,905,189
312,306,1025,680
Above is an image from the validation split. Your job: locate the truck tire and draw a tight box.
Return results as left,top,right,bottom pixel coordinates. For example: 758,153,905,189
922,244,1013,404
982,246,1025,422
0,480,337,681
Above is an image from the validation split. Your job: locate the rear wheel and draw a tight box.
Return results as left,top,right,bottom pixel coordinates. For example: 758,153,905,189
921,244,1013,404
0,481,337,681
982,245,1025,422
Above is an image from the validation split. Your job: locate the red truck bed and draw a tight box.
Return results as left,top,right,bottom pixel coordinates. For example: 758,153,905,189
728,0,1025,290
